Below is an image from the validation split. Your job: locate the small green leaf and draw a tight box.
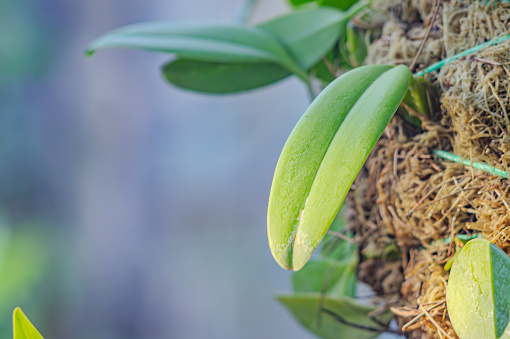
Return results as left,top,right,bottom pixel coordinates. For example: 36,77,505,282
162,59,291,94
13,308,44,339
292,256,357,297
87,22,307,80
320,207,358,261
318,0,360,10
311,58,337,84
267,65,411,271
397,76,432,127
288,0,316,6
257,7,348,69
345,24,367,67
403,76,431,116
447,239,510,339
276,293,390,339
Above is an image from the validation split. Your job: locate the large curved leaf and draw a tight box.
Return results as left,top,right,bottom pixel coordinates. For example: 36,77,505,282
447,239,510,339
162,59,291,94
86,22,306,80
257,7,348,69
267,65,411,271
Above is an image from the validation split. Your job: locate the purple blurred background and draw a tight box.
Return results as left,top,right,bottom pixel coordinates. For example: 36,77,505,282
1,0,318,338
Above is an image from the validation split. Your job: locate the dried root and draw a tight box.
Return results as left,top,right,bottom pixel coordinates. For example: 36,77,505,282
348,1,510,338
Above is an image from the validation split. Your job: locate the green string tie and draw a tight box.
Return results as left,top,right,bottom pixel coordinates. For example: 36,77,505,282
414,34,510,77
433,150,508,179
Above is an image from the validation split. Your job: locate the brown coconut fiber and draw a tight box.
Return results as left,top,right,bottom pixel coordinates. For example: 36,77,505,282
340,0,510,338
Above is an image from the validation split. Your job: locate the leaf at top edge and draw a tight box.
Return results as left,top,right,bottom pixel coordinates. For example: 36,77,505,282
13,308,44,339
292,257,357,297
276,293,391,339
447,238,510,339
162,59,291,94
318,0,360,10
289,0,316,6
257,7,348,70
86,22,306,80
267,64,411,271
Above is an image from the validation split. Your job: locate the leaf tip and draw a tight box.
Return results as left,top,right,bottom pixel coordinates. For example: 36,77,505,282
13,307,44,339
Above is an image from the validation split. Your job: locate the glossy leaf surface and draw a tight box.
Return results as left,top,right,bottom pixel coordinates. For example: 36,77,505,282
267,65,411,270
13,308,44,339
447,239,510,339
258,7,348,69
86,22,306,79
163,59,291,94
276,293,390,339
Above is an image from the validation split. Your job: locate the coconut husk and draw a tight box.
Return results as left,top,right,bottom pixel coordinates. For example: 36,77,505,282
345,0,510,338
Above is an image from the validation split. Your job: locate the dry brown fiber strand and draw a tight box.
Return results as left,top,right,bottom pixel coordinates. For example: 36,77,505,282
346,0,510,338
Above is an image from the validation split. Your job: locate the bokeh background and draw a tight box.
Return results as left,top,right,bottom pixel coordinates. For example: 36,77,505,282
0,0,315,338
1,0,404,338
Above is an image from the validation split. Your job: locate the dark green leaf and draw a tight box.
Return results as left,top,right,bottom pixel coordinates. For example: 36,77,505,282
162,59,291,94
289,0,316,6
447,239,510,339
310,51,338,84
403,76,431,116
398,76,432,127
346,24,367,67
318,0,360,10
87,22,306,79
276,293,391,339
311,59,337,84
292,257,357,297
320,206,359,261
257,7,348,69
13,308,44,339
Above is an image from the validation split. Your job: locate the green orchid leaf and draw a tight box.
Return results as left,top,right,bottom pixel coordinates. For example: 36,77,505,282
288,0,316,6
318,0,360,10
162,59,291,94
13,308,44,339
447,238,510,339
257,7,349,70
397,75,432,127
86,22,307,80
267,64,411,271
405,76,430,116
311,58,337,84
276,293,391,339
345,24,367,67
292,256,357,297
320,207,358,261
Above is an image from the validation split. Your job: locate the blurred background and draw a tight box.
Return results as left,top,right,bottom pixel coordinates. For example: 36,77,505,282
0,0,319,338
